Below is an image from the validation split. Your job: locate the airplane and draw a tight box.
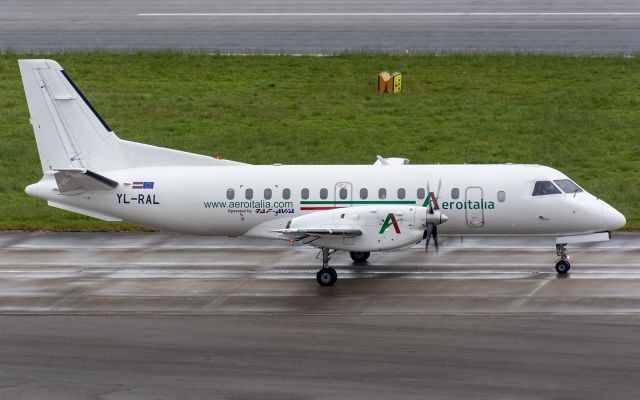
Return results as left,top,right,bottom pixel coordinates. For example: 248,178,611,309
19,59,626,286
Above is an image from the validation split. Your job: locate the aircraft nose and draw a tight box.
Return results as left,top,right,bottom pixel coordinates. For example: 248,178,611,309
601,201,626,231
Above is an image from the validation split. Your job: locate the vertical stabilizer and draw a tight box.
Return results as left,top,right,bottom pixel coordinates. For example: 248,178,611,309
19,59,121,172
19,59,242,172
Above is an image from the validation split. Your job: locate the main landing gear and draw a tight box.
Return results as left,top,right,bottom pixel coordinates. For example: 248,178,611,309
316,248,338,287
555,243,571,274
349,251,370,263
316,250,372,286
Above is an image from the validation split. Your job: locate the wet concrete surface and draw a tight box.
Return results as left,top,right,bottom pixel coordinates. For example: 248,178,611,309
0,232,639,315
0,232,639,399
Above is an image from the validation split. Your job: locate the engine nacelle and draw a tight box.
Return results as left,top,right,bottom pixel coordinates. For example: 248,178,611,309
285,205,447,252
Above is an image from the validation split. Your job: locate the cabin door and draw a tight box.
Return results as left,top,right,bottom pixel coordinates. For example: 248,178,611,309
465,187,485,227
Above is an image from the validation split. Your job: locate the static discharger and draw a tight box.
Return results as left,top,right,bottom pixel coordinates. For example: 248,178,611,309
378,71,402,94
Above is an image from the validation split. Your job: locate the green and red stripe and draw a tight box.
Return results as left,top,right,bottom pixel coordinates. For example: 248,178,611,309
299,200,416,211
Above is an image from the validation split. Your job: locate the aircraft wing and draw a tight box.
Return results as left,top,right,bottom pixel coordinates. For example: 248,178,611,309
274,228,362,240
53,168,118,192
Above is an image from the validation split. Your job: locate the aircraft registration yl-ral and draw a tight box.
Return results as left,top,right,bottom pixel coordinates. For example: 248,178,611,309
19,60,626,286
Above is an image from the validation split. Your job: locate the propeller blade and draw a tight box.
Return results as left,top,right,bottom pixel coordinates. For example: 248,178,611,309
426,178,441,213
433,225,439,252
431,177,442,211
424,178,444,253
426,182,432,213
424,224,432,252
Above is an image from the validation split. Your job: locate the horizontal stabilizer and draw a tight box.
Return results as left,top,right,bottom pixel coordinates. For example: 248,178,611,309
52,168,118,192
48,200,122,221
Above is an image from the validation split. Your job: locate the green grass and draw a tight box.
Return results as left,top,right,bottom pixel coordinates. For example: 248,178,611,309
0,51,638,230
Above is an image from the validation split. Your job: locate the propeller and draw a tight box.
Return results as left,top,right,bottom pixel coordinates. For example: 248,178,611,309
423,223,438,252
424,178,443,253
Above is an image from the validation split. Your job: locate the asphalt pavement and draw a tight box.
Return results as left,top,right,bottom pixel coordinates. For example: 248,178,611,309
1,0,639,54
1,232,639,398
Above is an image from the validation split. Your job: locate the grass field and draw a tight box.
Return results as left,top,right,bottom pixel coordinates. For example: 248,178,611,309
0,52,638,230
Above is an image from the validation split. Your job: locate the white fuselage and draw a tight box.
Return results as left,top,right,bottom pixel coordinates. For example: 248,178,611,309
17,58,628,283
27,163,626,245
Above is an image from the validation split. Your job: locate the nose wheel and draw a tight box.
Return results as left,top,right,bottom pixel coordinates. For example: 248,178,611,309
317,267,337,286
316,248,338,286
555,243,571,274
555,259,571,274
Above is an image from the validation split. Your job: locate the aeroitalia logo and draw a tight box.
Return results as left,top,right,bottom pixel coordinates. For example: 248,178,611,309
379,213,401,234
422,192,439,209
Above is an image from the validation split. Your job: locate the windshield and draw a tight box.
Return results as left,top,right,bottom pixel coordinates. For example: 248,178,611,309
553,179,583,194
532,181,562,196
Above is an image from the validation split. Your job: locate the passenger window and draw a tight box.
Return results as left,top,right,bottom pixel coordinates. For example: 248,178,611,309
397,188,406,199
451,188,459,199
378,188,387,200
417,188,425,199
497,191,506,202
245,188,253,200
339,188,348,200
320,188,328,200
554,179,583,194
360,188,368,200
532,181,561,196
282,188,291,200
264,188,272,200
226,188,235,200
301,188,309,200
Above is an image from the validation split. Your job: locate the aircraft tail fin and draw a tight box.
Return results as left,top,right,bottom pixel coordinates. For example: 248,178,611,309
19,59,243,173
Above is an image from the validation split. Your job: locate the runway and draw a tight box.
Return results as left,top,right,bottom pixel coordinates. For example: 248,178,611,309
1,231,640,315
1,0,639,54
1,231,640,398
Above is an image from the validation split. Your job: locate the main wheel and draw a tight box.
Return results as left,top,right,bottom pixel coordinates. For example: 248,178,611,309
350,251,370,263
317,267,338,286
555,259,571,274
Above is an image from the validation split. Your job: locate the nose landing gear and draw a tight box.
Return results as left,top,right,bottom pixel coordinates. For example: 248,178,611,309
555,243,571,274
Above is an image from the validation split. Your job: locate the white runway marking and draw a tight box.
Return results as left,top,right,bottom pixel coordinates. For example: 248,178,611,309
137,12,640,17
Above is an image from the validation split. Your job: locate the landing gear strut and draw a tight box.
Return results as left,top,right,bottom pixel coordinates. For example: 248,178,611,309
316,248,338,286
555,243,571,274
350,251,370,263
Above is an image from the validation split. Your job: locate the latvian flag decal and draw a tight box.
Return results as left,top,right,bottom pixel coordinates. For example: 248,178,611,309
132,181,154,189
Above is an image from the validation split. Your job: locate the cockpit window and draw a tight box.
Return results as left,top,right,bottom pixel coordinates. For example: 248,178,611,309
532,181,562,196
553,179,583,194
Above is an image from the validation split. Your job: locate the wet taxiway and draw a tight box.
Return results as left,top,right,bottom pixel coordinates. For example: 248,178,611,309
1,231,639,399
